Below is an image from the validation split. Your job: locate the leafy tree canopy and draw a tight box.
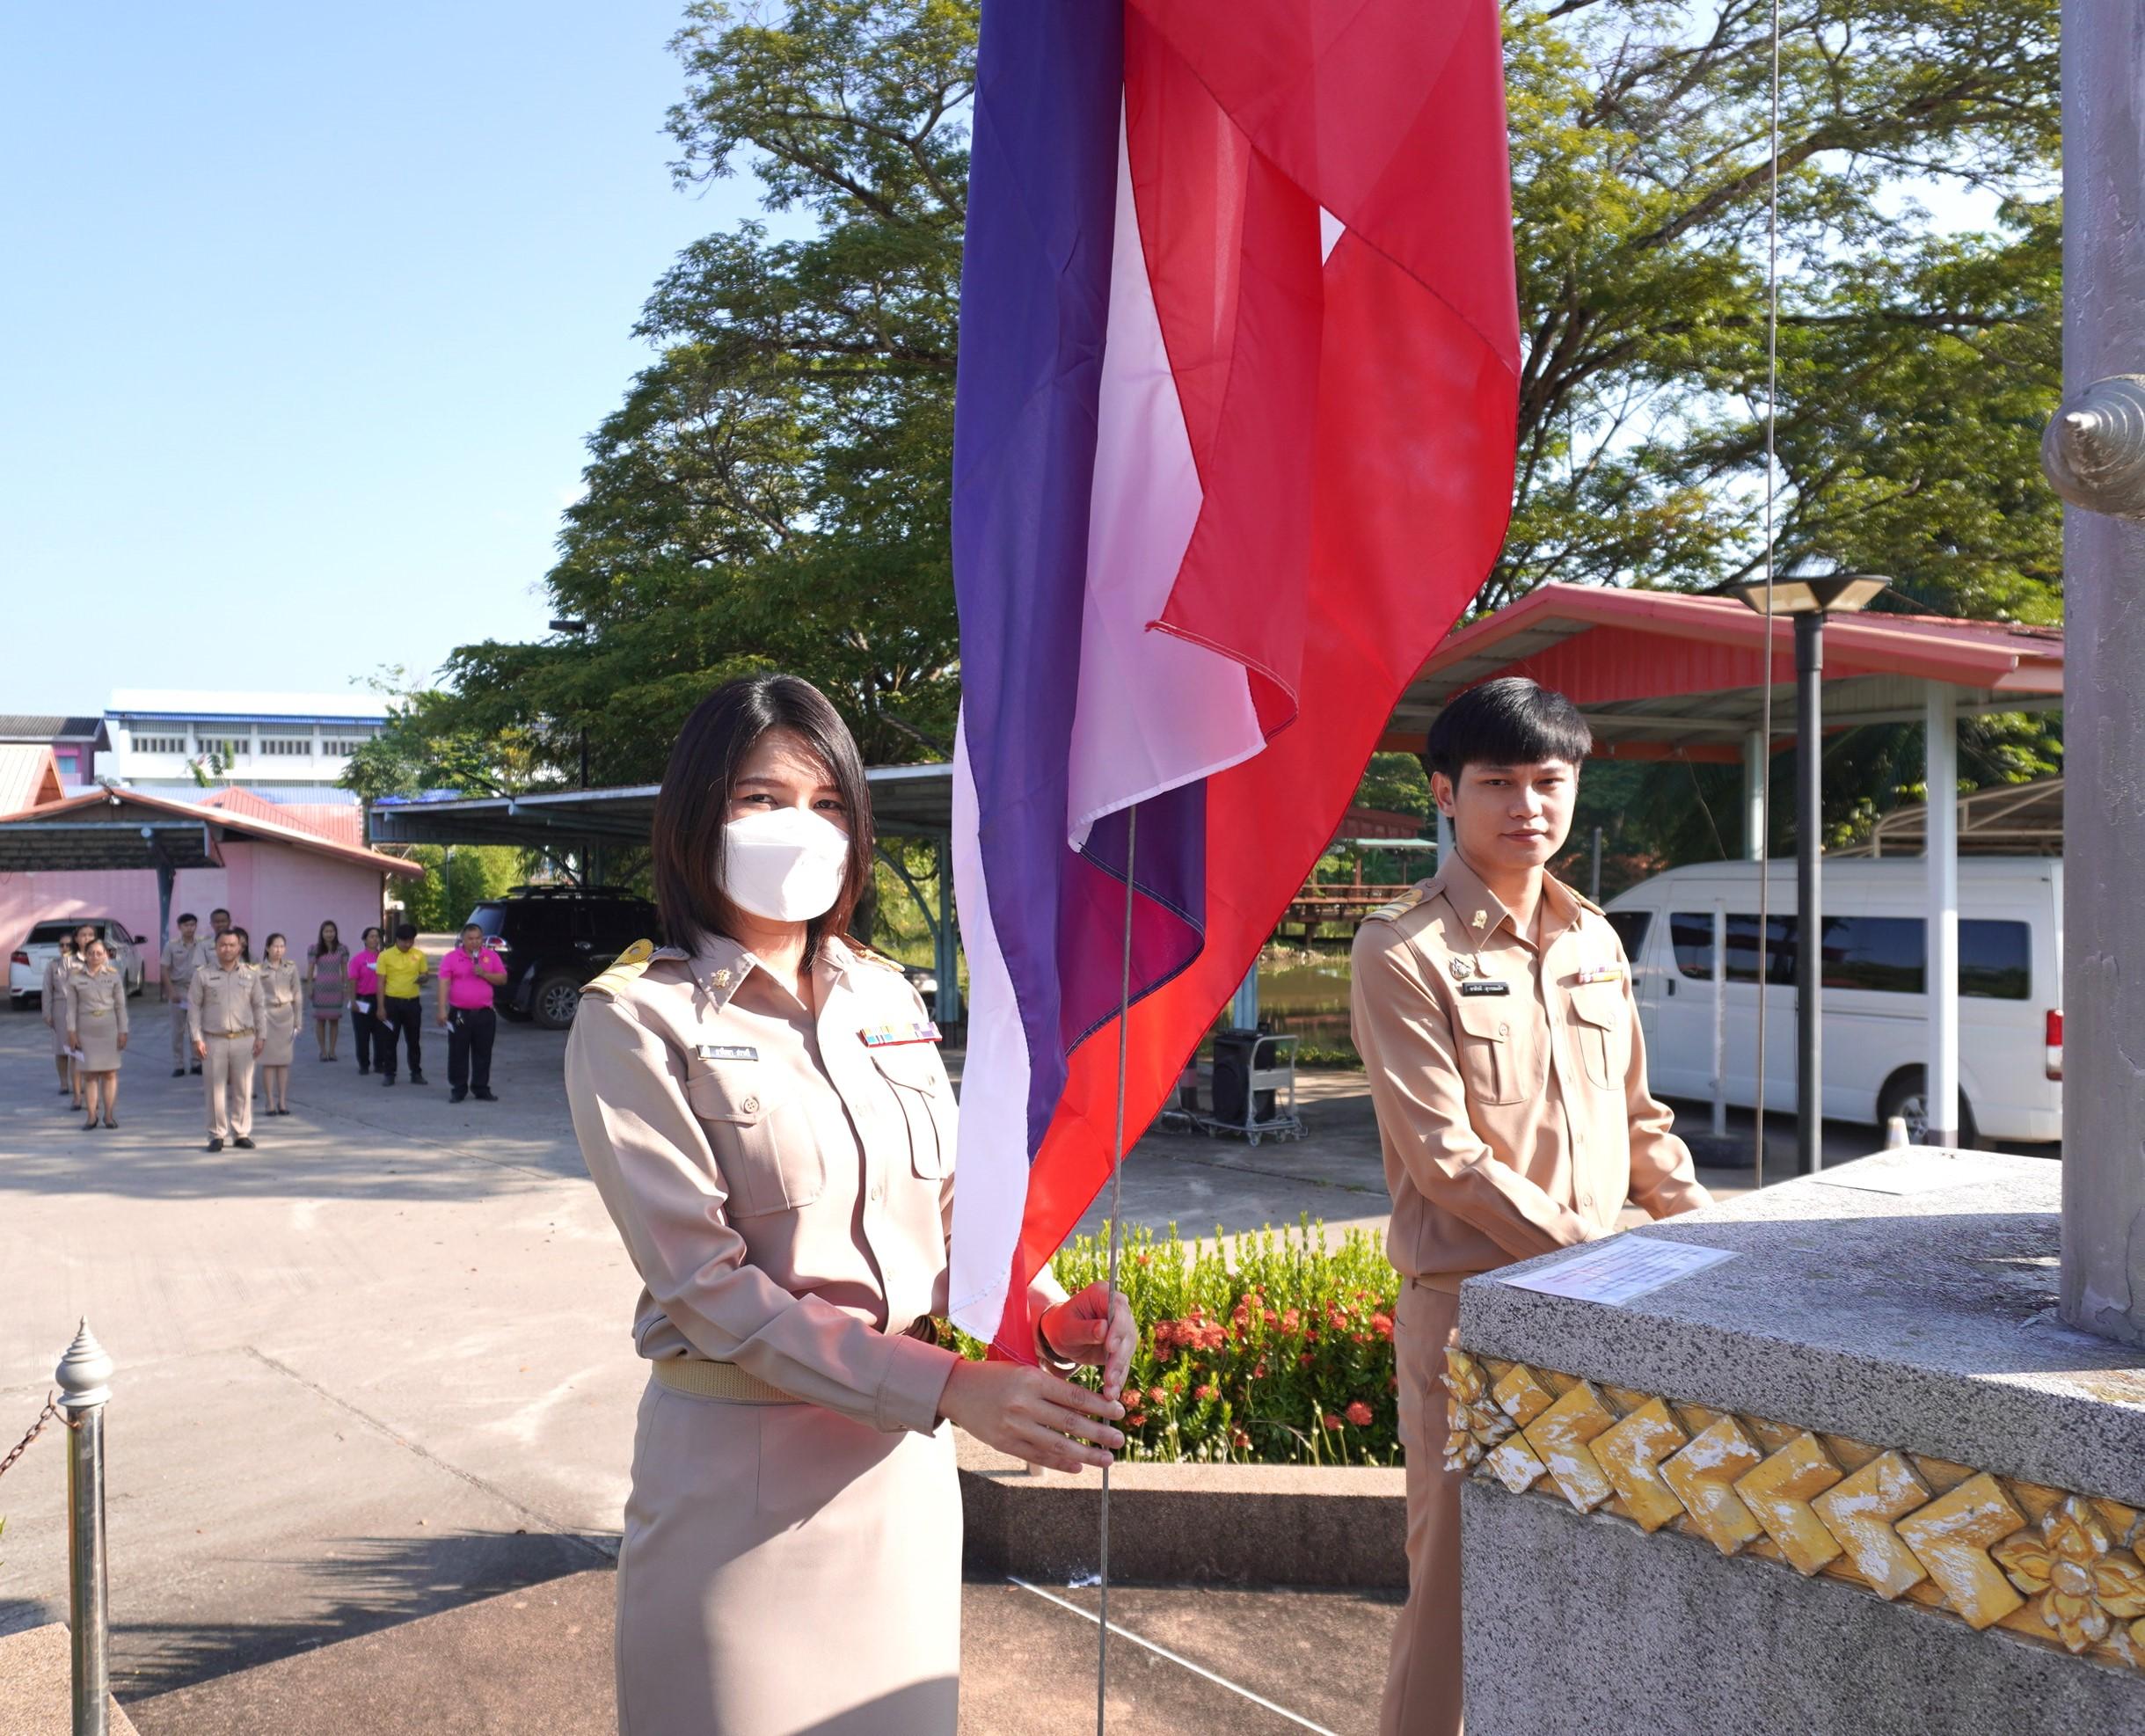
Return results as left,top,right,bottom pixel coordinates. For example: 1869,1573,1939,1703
411,0,2062,852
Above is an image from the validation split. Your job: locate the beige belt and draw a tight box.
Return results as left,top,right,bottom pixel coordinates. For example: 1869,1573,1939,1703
650,1358,796,1405
202,1029,252,1039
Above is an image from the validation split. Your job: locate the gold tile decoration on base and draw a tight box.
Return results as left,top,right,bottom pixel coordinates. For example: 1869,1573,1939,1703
1734,1432,1847,1577
1594,1397,1690,1534
1522,1380,1620,1513
1442,1348,2145,1676
1895,1473,2029,1630
1660,1415,1766,1556
1991,1495,2145,1653
1813,1450,1934,1601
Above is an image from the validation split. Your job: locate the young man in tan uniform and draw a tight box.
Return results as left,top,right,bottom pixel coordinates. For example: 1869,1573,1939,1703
188,928,265,1151
1354,677,1712,1736
162,913,204,1076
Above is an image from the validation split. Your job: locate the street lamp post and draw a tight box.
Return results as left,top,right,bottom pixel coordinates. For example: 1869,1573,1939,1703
1730,568,1890,1176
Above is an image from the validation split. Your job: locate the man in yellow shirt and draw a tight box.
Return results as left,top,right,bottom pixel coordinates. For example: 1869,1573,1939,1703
375,922,431,1087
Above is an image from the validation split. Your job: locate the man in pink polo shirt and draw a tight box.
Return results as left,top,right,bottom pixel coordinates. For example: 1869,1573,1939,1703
436,923,507,1104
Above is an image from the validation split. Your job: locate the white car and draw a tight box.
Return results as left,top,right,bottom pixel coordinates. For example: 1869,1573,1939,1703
1604,857,2061,1146
8,918,149,1006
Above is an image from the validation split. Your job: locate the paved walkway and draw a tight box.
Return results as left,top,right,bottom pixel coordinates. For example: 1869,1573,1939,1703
0,996,1876,1722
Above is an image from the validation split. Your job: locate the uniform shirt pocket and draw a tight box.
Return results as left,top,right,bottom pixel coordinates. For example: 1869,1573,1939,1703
1451,996,1526,1105
1566,983,1630,1091
682,1060,825,1216
870,1044,952,1178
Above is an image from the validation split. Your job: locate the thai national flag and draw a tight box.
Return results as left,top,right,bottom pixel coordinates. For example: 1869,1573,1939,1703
948,0,1521,1356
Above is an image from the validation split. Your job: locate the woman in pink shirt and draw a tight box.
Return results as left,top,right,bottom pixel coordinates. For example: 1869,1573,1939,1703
349,926,383,1076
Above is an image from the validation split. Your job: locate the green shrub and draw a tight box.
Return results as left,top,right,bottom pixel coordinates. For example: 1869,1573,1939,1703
953,1218,1404,1467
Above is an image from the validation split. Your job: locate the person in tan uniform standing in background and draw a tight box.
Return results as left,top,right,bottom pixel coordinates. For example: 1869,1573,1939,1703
1353,678,1713,1736
567,675,1133,1736
41,933,80,1099
189,927,265,1153
163,913,204,1076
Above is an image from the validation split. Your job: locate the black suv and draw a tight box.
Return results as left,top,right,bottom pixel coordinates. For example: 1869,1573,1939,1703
464,886,661,1030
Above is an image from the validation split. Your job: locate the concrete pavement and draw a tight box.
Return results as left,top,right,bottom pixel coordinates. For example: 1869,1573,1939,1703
0,993,1871,1716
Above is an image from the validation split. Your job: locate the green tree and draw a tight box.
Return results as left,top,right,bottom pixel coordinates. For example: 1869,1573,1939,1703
423,0,2062,850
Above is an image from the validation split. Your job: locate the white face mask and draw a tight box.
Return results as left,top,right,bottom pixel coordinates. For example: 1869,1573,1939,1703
721,806,851,924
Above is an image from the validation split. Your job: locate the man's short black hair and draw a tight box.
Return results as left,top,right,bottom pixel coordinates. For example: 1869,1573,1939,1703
210,908,231,921
395,922,418,942
1426,677,1593,780
177,912,198,924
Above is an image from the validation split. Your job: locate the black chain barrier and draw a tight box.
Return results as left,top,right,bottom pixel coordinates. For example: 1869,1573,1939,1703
0,1391,77,1484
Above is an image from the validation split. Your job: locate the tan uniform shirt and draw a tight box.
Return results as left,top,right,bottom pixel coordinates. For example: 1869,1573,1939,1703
1351,851,1710,1286
42,956,73,1025
163,937,203,998
566,932,1065,1438
189,962,265,1040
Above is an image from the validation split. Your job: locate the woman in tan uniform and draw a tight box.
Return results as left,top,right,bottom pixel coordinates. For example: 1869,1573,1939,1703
68,936,128,1129
41,935,79,1098
566,675,1134,1736
257,933,302,1114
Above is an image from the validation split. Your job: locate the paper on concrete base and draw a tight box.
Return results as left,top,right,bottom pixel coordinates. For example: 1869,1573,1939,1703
1499,1236,1738,1306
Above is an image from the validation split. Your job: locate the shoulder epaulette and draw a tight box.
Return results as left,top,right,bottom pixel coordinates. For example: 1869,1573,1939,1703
848,942,905,974
581,938,656,1002
1363,886,1426,923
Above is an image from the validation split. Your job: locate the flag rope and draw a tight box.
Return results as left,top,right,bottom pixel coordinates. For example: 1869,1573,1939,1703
1095,799,1138,1735
1752,0,1783,1192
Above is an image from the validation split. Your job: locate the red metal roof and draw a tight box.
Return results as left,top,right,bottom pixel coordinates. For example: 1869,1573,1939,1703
0,786,423,877
1383,583,2063,752
197,787,367,850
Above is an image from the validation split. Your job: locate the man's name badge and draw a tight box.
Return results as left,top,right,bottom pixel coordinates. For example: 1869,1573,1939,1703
1574,964,1626,986
697,1044,759,1062
1460,980,1510,996
861,1022,942,1047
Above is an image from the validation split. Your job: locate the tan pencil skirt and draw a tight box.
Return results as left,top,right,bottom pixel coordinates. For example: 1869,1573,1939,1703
616,1374,961,1736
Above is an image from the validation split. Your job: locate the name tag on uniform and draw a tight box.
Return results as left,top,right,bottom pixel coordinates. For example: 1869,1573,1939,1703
697,1044,759,1062
1459,980,1510,996
859,1022,941,1047
1574,964,1625,986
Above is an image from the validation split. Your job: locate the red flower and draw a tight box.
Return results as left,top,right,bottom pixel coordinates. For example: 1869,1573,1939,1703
1370,1312,1393,1338
1148,1387,1169,1406
1322,1413,1344,1431
1231,1428,1251,1450
1280,1309,1301,1333
1252,1361,1268,1380
1298,1353,1314,1368
1263,1309,1279,1329
1346,1401,1374,1426
1126,1412,1147,1426
1195,1383,1219,1403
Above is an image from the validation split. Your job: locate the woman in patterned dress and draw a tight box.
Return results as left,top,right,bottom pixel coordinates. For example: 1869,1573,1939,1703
41,934,78,1098
306,919,351,1061
257,933,303,1114
67,936,128,1130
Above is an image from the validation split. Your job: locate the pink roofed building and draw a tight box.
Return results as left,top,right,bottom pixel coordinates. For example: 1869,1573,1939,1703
0,781,422,982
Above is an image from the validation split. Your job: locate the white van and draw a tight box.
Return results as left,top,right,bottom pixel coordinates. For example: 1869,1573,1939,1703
1603,858,2062,1146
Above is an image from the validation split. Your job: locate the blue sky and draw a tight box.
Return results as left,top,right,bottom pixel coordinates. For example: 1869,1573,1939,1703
2,3,768,714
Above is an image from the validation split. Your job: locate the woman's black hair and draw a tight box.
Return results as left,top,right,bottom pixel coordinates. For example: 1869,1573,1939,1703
361,926,383,947
264,932,288,959
1425,677,1593,781
651,674,874,959
316,919,340,957
233,926,253,963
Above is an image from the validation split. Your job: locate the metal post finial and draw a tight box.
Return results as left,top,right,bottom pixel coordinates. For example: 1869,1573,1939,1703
56,1320,113,1411
2043,375,2145,520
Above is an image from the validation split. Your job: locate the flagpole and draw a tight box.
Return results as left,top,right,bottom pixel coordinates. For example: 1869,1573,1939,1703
1096,799,1138,1736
